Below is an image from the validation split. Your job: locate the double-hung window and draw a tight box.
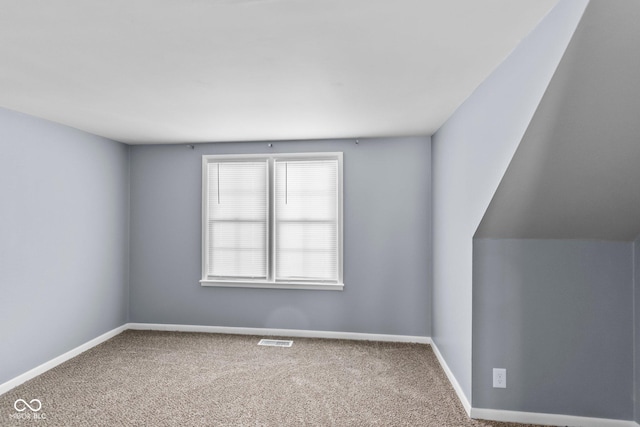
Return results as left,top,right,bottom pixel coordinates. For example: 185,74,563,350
201,152,343,290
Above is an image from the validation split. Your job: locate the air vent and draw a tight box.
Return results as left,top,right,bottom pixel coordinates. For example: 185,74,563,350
258,339,293,347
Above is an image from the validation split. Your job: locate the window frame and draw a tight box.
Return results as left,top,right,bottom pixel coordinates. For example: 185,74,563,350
200,152,343,291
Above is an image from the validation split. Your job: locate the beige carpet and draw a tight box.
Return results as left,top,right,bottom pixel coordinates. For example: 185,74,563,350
0,331,542,426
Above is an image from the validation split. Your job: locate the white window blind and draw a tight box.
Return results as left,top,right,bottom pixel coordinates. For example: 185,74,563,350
274,159,338,282
201,152,342,290
205,160,268,279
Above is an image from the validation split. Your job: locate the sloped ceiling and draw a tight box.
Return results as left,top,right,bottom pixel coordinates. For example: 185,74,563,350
476,0,640,241
0,0,557,144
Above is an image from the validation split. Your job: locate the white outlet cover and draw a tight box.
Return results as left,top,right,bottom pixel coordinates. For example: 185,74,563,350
493,368,506,388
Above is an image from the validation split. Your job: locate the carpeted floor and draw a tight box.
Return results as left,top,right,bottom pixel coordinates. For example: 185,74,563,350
0,331,544,426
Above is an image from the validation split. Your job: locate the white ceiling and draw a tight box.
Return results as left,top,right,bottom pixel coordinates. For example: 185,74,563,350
0,0,558,144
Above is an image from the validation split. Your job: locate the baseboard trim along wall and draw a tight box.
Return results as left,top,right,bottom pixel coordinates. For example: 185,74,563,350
471,408,638,427
126,323,431,344
0,322,429,396
0,324,127,396
2,322,638,427
429,340,472,415
421,340,639,427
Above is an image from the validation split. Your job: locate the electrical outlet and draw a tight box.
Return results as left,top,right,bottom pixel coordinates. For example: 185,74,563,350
493,368,506,388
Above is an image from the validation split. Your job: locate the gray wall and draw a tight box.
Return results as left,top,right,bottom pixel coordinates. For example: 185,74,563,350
473,239,633,420
129,137,431,336
0,107,130,385
431,0,587,402
635,236,640,422
472,2,640,421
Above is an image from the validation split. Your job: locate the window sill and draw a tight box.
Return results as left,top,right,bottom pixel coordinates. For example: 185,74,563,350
199,280,344,291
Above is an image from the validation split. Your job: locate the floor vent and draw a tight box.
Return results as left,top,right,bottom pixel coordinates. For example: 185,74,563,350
258,339,293,347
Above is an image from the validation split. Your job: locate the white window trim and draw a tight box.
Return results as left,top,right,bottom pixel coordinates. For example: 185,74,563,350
200,152,344,291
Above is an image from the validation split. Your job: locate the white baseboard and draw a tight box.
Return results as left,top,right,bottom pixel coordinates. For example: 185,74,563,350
429,340,471,415
0,322,429,397
0,324,127,396
471,407,638,427
127,322,431,344
427,341,638,427
2,322,637,427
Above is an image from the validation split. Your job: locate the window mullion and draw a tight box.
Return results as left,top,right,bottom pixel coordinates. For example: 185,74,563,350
268,158,275,283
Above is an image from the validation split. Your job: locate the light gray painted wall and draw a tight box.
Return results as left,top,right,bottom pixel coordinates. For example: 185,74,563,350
476,0,640,241
0,107,130,385
129,137,431,336
473,239,633,420
431,0,587,401
635,236,640,422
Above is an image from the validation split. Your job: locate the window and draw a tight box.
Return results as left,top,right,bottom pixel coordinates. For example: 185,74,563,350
201,152,343,290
